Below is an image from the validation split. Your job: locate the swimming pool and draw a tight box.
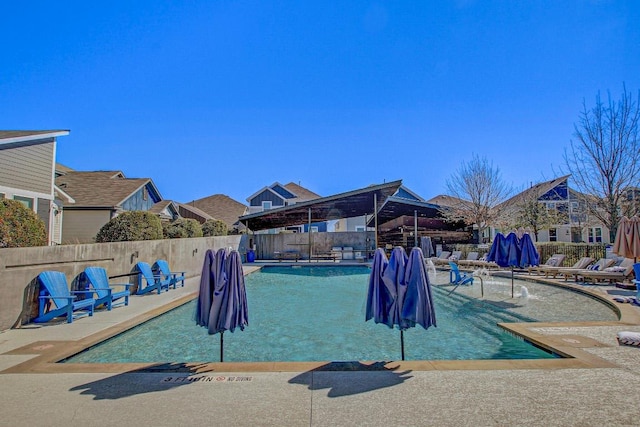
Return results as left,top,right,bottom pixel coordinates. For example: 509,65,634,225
65,265,618,364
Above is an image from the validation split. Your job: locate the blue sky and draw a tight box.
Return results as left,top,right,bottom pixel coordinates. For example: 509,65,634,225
2,1,639,204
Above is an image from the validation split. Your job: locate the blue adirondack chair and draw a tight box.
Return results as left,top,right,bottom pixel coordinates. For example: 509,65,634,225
134,261,171,295
34,271,95,324
83,267,131,310
449,262,474,286
152,259,185,289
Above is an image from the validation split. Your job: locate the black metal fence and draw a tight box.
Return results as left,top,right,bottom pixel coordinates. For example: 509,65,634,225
448,242,608,267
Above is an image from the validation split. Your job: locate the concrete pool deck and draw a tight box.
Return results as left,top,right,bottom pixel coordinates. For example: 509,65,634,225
1,264,640,426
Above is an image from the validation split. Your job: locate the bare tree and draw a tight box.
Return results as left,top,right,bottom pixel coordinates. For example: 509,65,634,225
445,154,512,243
564,86,640,242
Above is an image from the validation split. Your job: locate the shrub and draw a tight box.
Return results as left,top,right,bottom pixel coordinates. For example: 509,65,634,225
95,211,163,242
0,199,47,247
202,219,228,236
163,218,203,239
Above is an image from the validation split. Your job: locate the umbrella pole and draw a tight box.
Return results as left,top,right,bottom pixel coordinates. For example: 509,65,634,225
511,267,514,298
220,331,224,363
400,330,405,361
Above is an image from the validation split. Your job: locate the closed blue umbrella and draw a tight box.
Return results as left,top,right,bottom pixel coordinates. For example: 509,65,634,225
518,233,540,268
365,248,390,325
366,246,436,360
402,247,437,331
208,250,249,362
487,232,539,297
207,248,228,333
195,249,215,327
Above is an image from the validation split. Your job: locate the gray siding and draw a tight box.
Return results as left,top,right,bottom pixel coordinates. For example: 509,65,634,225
250,190,285,207
62,210,112,244
0,139,54,195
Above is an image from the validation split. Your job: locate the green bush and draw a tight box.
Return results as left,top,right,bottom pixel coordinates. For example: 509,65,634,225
163,218,203,239
0,199,47,247
202,218,228,236
95,211,163,242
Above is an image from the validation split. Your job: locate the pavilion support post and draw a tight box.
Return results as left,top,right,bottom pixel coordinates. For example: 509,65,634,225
374,194,378,249
308,207,312,263
414,210,418,248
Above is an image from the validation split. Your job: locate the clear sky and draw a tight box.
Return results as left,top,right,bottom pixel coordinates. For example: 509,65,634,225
2,1,639,205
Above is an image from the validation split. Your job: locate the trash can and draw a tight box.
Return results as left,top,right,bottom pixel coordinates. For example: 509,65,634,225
247,249,255,263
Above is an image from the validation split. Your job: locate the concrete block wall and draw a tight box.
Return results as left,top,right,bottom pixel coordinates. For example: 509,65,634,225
0,235,245,330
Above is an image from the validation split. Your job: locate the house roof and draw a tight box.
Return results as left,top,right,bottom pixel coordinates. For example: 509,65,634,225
426,194,470,208
497,175,571,209
239,180,402,231
283,182,321,201
189,194,248,229
55,171,160,208
0,130,69,146
176,203,214,223
149,200,179,219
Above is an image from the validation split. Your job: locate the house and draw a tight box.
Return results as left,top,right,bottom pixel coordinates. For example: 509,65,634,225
0,130,71,245
55,170,177,243
245,182,323,233
176,203,214,224
495,175,610,243
187,194,248,233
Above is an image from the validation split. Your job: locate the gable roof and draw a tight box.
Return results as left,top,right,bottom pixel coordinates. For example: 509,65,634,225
189,194,248,229
149,200,180,219
426,194,470,208
497,175,570,209
55,171,161,208
176,202,214,223
0,130,69,146
283,182,321,201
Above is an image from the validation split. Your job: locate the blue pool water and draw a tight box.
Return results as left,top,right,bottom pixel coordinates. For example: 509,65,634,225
65,266,617,363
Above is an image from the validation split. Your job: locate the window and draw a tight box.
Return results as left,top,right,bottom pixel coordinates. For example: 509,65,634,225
547,202,556,210
13,195,34,210
262,201,272,211
548,228,557,242
143,186,148,201
571,202,579,210
355,226,366,232
310,226,319,233
588,227,602,243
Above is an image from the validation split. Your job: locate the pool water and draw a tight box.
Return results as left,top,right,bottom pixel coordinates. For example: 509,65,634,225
65,266,617,364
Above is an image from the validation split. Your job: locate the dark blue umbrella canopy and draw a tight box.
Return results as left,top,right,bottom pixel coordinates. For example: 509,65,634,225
381,246,409,329
366,246,437,360
401,247,437,331
365,248,390,326
487,232,539,268
207,248,229,332
208,250,249,335
518,233,540,268
195,249,215,327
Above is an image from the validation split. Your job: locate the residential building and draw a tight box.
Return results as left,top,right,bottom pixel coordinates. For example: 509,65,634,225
245,182,322,233
0,130,71,245
495,175,610,243
55,170,177,243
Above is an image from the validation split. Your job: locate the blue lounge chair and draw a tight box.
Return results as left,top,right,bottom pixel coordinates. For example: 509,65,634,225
134,261,171,295
449,262,474,286
634,263,640,300
152,259,185,289
83,267,131,310
34,271,95,324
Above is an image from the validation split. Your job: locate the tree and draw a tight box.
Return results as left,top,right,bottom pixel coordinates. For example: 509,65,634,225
95,211,163,242
0,199,47,247
163,218,203,239
202,219,228,236
444,154,512,242
564,86,640,242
